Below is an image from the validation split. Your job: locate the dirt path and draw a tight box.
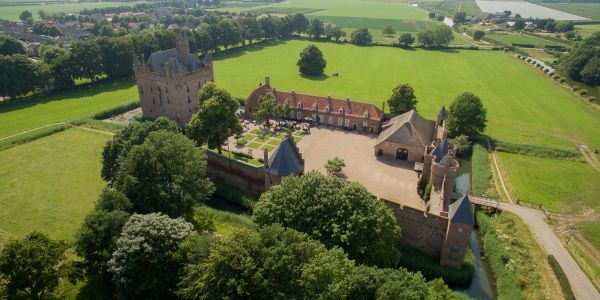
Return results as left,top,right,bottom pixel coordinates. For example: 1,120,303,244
0,122,67,141
578,144,600,173
484,138,599,299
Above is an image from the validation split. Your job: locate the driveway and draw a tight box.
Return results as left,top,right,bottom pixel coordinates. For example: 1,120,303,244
297,126,424,209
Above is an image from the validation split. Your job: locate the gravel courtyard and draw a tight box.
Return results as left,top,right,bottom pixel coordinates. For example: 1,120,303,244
297,127,424,209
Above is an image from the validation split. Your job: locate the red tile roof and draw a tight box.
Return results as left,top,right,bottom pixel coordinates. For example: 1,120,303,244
246,83,383,121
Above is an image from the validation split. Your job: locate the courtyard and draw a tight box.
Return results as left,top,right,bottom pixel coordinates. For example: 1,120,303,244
296,126,424,209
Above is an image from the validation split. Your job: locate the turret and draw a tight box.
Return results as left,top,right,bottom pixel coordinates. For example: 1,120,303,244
176,32,190,61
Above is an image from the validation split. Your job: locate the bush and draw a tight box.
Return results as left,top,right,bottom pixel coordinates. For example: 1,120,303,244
526,58,532,62
451,135,472,156
493,140,583,161
213,180,257,211
560,78,566,83
579,89,588,96
423,183,432,201
476,211,523,299
92,102,140,120
588,96,597,103
571,86,580,92
553,74,560,80
417,175,427,196
547,255,576,300
398,245,475,286
235,137,247,147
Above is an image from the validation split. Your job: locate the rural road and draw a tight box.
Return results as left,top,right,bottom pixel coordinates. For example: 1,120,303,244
499,203,600,299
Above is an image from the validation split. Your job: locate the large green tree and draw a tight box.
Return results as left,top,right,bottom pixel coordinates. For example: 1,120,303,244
387,83,418,114
101,117,179,182
108,213,194,299
0,36,25,55
253,171,401,267
187,83,243,153
307,18,325,39
0,54,47,99
351,27,373,45
297,44,327,76
97,36,134,79
290,13,309,35
254,92,276,125
446,92,487,138
0,232,69,299
398,33,415,47
325,24,346,42
113,130,214,218
178,225,354,299
560,32,600,86
69,40,103,81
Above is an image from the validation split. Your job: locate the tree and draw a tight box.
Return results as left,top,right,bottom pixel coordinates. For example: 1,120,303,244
273,102,292,119
101,117,179,182
187,83,243,153
382,25,396,36
559,32,600,85
446,92,487,138
417,30,435,47
325,25,346,42
555,21,574,33
0,54,46,99
291,13,309,35
351,27,372,45
387,83,417,114
325,157,345,177
428,12,436,19
253,172,401,267
254,92,276,125
217,18,242,50
0,36,26,55
398,33,414,47
240,17,261,44
108,213,194,299
580,55,600,86
98,36,134,79
0,232,69,299
450,134,472,156
514,19,525,30
307,18,325,39
69,40,103,81
113,130,214,218
473,30,485,41
453,11,467,24
37,9,46,20
178,225,354,299
297,44,327,76
19,10,32,22
259,16,277,39
433,24,454,46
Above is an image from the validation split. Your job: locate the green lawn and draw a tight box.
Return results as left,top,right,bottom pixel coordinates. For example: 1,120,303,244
575,24,600,39
194,205,256,235
540,3,600,21
0,129,109,247
486,32,567,48
0,1,149,21
497,152,600,213
214,39,600,150
0,79,138,138
578,222,600,251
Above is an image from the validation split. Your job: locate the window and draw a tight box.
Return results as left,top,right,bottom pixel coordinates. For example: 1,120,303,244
458,227,463,233
297,112,302,119
338,118,343,126
344,119,350,127
362,122,368,128
312,104,317,111
328,116,333,124
188,96,191,103
290,110,294,118
339,107,344,115
297,102,302,109
364,112,369,119
167,97,170,104
186,85,190,92
325,105,330,113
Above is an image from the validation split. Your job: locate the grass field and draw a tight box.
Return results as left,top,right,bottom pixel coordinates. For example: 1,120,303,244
578,222,600,251
540,3,600,21
0,79,137,138
496,152,600,213
0,1,148,21
214,40,600,150
575,24,600,39
486,31,567,48
0,128,109,247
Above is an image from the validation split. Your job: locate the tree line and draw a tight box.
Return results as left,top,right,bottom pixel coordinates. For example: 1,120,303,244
559,32,600,87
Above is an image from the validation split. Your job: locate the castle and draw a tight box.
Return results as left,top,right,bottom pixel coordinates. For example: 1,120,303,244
133,34,214,126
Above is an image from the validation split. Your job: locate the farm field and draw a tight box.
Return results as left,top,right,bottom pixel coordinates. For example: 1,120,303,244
540,3,600,21
417,0,481,17
485,31,567,48
496,152,600,213
0,1,149,21
0,79,137,138
578,222,600,251
575,24,600,39
0,128,109,247
214,39,600,150
475,0,588,21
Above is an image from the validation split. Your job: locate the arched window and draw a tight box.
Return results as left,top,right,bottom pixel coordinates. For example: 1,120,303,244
364,111,369,119
339,107,344,115
312,104,317,111
297,102,302,109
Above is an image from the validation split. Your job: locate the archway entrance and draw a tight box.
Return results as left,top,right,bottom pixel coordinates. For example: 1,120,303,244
377,149,383,156
396,148,408,161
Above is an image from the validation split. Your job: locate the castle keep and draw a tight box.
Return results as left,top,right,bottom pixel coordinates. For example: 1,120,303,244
133,34,214,126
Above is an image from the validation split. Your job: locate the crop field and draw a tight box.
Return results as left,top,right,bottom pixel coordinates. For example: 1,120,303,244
475,0,588,21
0,128,109,247
540,3,600,21
214,40,600,150
0,79,137,138
497,152,600,213
575,24,600,39
417,0,481,17
485,32,567,48
0,1,148,21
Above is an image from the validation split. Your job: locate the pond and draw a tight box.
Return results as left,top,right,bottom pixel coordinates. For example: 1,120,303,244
455,159,496,300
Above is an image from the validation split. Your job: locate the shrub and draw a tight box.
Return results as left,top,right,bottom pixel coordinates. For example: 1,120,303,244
423,183,432,201
235,137,247,147
451,134,472,156
526,58,532,62
588,96,597,103
553,74,560,80
579,89,587,96
92,102,140,120
417,175,427,196
493,140,583,161
560,78,566,83
547,255,576,300
213,180,257,211
571,86,580,92
398,245,475,286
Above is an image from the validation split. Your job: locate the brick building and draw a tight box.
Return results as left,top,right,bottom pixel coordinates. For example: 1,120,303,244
133,34,213,126
245,78,384,134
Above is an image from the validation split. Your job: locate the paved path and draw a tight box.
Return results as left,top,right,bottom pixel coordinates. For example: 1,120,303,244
498,202,600,300
484,138,599,299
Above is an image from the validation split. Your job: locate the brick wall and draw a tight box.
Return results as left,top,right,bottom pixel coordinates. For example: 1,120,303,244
206,150,266,196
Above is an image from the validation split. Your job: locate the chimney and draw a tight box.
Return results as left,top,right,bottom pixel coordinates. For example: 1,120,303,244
176,32,189,61
381,101,385,113
291,90,296,95
346,97,352,113
263,149,269,169
265,77,270,85
272,88,276,93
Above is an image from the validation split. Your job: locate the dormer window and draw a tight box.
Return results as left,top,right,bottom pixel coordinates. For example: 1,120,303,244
339,107,344,114
364,111,369,119
297,102,302,109
325,105,330,113
312,104,317,111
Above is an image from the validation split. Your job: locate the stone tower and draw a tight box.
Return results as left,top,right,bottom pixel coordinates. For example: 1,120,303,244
133,33,214,127
440,194,474,268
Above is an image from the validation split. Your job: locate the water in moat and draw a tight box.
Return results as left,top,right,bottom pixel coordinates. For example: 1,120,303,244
455,160,496,300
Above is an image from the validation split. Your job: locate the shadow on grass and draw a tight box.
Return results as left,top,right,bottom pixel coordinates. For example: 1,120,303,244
214,39,287,60
76,275,115,300
300,73,330,81
0,78,136,114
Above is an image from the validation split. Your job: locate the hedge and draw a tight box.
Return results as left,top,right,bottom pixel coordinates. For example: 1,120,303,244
492,140,583,162
92,101,140,120
476,211,524,300
547,255,576,300
512,43,535,48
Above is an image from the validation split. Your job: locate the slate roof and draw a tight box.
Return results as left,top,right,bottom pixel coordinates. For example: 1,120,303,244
437,106,447,119
267,138,304,177
145,48,203,74
246,83,384,122
448,194,475,225
375,110,435,147
430,137,449,162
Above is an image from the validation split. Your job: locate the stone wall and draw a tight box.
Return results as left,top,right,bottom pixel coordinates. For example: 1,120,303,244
205,150,266,196
375,141,425,162
383,200,449,258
